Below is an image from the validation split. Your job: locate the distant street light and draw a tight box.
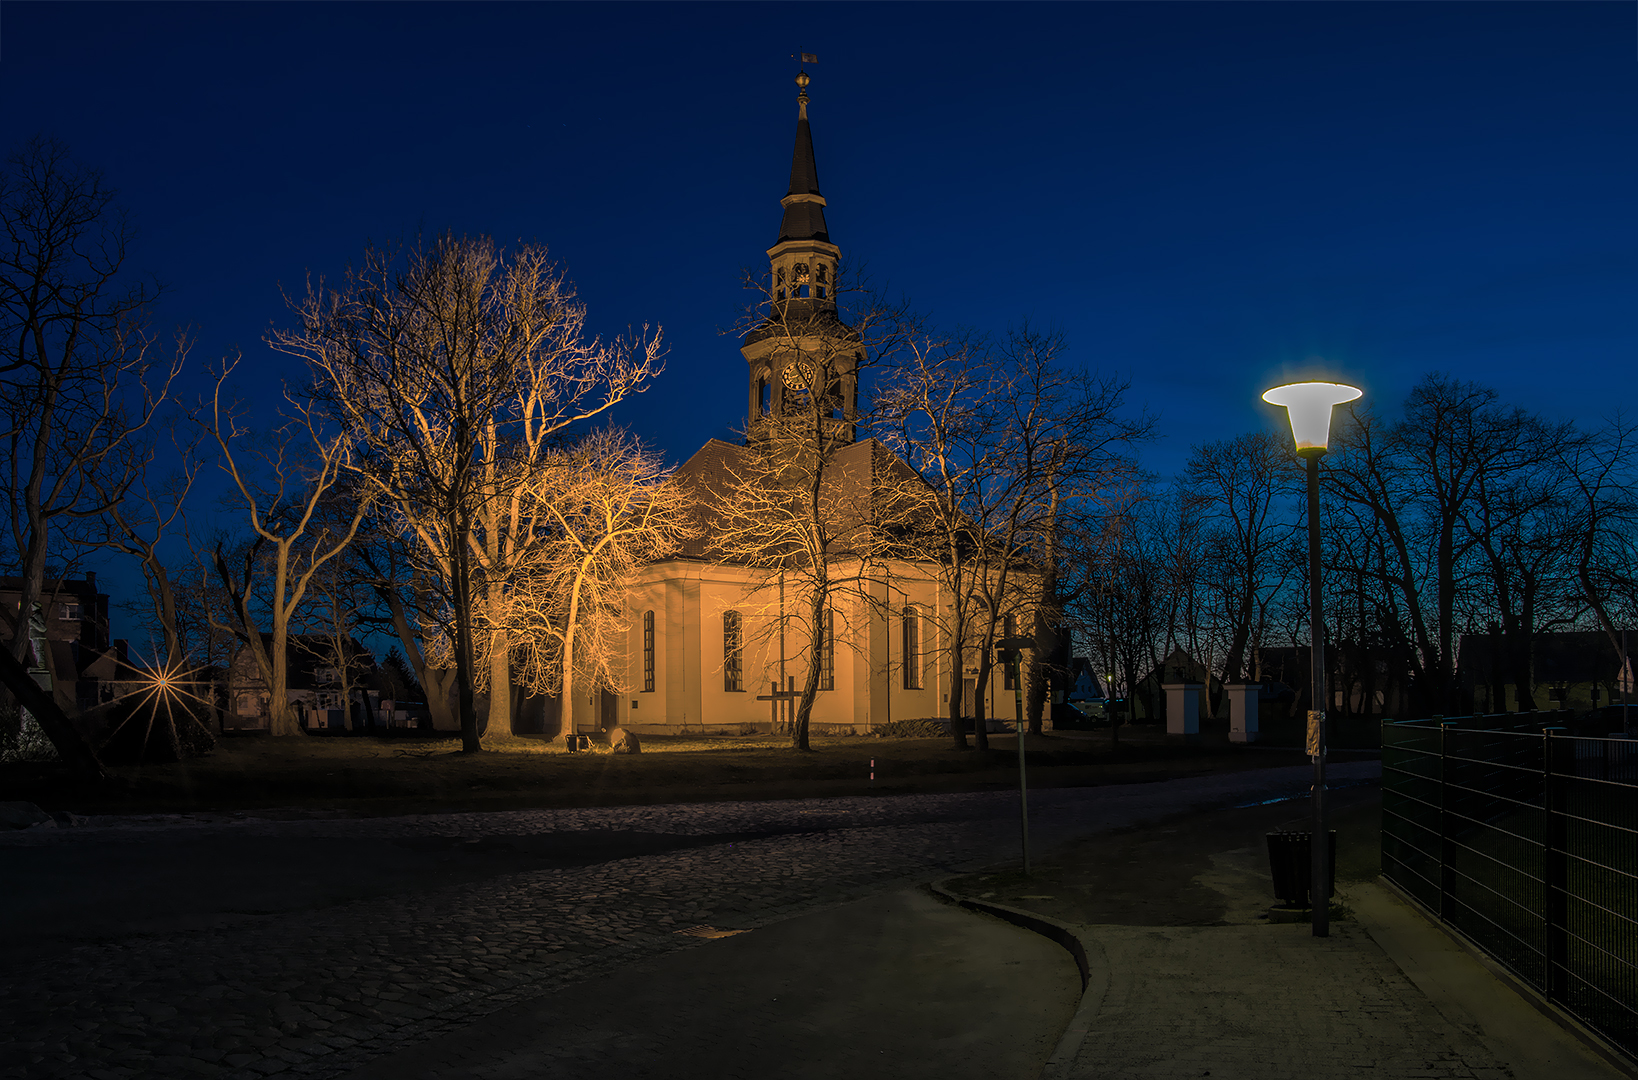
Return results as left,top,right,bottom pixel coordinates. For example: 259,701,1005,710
1263,380,1361,938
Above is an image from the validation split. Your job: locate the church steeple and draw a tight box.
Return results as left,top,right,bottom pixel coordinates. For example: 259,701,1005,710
765,68,841,309
777,72,829,246
743,69,857,447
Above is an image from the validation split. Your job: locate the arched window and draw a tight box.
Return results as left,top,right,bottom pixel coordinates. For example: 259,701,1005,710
902,605,921,690
819,607,835,691
723,610,743,692
758,376,771,416
642,610,655,692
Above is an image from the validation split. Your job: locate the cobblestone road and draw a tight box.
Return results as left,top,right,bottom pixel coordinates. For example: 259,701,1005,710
1,762,1379,1080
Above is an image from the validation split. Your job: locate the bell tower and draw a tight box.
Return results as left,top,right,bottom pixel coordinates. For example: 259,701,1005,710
743,69,858,447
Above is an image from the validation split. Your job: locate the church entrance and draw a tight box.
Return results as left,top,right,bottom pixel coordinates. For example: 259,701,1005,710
962,678,976,719
599,688,619,732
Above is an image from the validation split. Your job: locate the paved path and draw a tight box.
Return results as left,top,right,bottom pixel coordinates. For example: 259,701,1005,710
338,888,1080,1080
1,762,1378,1080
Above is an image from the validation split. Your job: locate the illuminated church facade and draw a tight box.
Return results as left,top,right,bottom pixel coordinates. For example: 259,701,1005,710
565,74,1015,737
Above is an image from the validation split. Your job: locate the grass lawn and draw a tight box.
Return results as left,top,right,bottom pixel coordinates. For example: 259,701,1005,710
1,726,1375,816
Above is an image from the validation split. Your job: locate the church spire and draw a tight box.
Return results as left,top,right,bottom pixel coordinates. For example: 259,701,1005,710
778,70,829,245
743,68,857,448
764,69,840,307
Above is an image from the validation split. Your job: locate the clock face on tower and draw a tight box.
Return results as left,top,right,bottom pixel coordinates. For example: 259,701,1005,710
784,357,815,392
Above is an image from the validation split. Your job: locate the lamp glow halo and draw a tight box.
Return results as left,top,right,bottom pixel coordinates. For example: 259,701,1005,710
1263,381,1362,452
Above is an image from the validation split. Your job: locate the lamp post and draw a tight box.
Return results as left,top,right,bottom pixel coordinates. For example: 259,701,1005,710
1262,380,1362,938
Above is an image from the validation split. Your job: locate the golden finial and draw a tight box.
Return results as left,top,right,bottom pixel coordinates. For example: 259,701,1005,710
795,69,811,92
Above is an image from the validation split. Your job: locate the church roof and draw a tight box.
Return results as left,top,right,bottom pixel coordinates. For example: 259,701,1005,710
776,92,830,245
667,437,925,565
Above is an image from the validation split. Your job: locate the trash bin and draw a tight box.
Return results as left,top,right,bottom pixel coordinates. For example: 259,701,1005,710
1265,830,1337,907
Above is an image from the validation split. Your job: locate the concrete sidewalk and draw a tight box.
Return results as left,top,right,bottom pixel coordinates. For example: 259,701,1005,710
335,887,1080,1080
944,789,1632,1080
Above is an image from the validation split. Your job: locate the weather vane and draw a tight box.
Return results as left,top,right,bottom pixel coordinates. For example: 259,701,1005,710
792,52,816,99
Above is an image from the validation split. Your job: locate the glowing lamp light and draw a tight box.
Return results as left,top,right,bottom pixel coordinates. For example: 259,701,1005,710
1261,382,1362,454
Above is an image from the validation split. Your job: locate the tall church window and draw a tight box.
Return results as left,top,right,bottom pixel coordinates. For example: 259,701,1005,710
819,607,835,691
642,610,655,692
1003,614,1017,690
902,605,921,690
724,610,743,692
758,375,771,415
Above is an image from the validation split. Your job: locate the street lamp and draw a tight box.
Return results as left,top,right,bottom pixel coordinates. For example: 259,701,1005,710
1263,380,1361,938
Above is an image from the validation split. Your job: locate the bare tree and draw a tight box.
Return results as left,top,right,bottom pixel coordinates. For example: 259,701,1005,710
91,410,204,671
880,324,1148,747
0,136,184,770
1327,373,1565,714
284,233,662,751
1560,414,1638,668
1182,431,1293,696
708,266,910,750
501,429,694,740
203,359,370,736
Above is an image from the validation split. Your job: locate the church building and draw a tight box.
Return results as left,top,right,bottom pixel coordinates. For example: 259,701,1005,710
570,73,1019,737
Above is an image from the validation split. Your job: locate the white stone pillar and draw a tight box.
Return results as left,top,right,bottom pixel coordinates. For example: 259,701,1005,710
1161,682,1203,739
1225,683,1260,743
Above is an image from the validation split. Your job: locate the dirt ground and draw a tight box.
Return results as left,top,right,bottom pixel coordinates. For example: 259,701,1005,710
2,727,1380,815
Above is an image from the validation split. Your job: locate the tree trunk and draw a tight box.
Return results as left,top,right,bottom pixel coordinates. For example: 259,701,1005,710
487,618,512,738
947,633,968,750
790,586,825,752
267,605,300,737
972,653,991,751
449,507,480,753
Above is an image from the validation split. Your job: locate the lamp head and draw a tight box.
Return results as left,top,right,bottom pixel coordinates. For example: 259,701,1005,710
1262,381,1362,455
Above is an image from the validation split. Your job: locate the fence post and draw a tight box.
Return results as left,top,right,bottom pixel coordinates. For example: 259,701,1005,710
1438,719,1456,921
1542,726,1568,1003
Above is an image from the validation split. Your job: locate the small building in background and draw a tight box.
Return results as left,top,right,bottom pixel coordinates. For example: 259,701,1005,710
0,572,130,716
226,634,382,732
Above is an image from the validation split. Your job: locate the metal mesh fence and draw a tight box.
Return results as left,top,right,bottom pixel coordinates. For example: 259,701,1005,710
1382,716,1637,1060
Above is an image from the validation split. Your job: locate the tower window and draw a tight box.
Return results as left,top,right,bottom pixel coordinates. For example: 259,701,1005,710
815,263,828,299
794,263,810,298
642,610,655,692
758,375,771,415
902,605,921,690
776,267,786,301
724,610,743,692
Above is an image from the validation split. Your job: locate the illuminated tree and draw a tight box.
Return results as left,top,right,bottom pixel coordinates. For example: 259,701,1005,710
508,429,694,739
279,233,662,751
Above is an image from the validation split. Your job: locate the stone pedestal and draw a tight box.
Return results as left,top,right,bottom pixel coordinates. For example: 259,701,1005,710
1225,683,1260,743
1162,682,1203,739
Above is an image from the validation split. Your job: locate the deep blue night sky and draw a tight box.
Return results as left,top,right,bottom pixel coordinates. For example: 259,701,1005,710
3,3,1633,488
